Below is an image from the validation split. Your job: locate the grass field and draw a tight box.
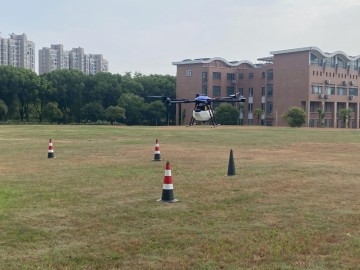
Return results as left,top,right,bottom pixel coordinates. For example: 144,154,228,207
0,125,359,269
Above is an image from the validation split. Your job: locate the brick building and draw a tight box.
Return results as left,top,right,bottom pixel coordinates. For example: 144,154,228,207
172,47,360,128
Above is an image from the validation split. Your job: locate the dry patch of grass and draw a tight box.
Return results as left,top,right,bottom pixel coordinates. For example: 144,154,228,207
0,125,359,269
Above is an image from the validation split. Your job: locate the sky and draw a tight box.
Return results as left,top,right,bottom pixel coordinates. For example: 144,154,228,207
2,0,360,75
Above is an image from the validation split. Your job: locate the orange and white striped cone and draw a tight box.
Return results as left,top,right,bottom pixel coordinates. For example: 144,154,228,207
157,161,178,203
47,139,55,158
153,139,162,161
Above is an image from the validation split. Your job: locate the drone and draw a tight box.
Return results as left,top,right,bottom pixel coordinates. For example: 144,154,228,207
148,93,246,127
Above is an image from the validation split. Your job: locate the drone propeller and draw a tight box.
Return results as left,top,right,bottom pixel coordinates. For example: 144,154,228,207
147,96,197,105
147,93,245,105
147,95,173,106
218,94,236,99
213,95,246,103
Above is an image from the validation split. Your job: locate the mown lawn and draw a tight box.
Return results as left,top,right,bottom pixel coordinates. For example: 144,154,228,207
0,125,359,269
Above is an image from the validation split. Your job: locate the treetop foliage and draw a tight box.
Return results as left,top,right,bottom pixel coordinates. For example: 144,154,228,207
282,107,306,127
0,67,176,125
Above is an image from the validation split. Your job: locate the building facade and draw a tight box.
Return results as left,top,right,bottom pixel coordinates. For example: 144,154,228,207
39,44,69,74
39,45,108,75
172,47,360,128
0,33,35,71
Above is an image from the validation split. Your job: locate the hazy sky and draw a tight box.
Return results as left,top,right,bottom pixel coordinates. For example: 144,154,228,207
2,0,360,75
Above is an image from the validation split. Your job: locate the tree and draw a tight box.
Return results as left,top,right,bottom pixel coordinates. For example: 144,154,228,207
0,66,39,121
44,69,86,123
84,72,123,108
0,66,180,124
121,73,144,96
135,74,177,125
105,106,126,124
214,104,239,125
133,73,176,98
0,100,8,121
254,108,264,125
42,102,63,123
34,75,53,122
118,93,146,125
80,102,105,122
282,107,306,127
317,106,325,127
338,108,353,128
145,100,166,125
16,68,40,122
0,66,21,119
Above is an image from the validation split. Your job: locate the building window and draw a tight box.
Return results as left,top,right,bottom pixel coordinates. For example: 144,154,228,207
325,86,335,95
266,102,272,114
226,86,235,96
213,86,221,97
248,88,253,96
202,72,208,82
261,72,265,78
238,88,244,96
261,87,265,96
349,87,358,96
311,85,322,94
310,102,315,112
249,73,254,79
338,59,347,69
248,103,253,112
202,85,207,95
310,53,322,66
238,73,244,79
337,87,347,96
213,72,221,80
267,69,273,80
227,73,235,80
186,70,192,77
267,84,273,97
325,103,332,113
261,103,265,111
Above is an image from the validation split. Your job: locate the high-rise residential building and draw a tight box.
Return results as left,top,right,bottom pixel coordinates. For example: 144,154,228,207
84,54,109,75
39,44,69,74
39,45,108,75
69,47,85,72
173,47,360,128
0,33,35,71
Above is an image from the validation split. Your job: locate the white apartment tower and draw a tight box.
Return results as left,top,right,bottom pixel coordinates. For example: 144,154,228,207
39,45,108,75
39,44,69,74
85,54,109,75
69,47,85,72
0,33,35,71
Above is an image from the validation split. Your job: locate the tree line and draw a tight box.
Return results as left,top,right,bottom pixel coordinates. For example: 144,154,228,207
0,66,176,125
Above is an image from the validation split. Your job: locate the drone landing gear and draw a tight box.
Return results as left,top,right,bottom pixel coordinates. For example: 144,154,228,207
186,115,218,127
187,103,219,127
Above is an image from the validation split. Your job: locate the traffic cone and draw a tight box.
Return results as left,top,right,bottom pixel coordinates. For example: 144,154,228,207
157,161,178,202
153,139,162,161
48,139,55,158
227,149,236,176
